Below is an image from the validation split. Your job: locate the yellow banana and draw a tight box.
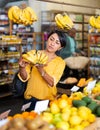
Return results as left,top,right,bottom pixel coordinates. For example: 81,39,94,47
38,53,47,64
95,20,100,29
12,6,21,21
28,50,39,64
36,51,42,61
89,16,96,27
22,54,34,64
21,9,30,25
23,8,31,21
40,55,48,64
8,6,15,20
55,15,64,29
55,14,72,31
63,13,74,28
25,6,38,22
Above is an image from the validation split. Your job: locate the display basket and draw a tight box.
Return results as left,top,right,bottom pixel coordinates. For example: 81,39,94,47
64,56,89,69
91,92,100,105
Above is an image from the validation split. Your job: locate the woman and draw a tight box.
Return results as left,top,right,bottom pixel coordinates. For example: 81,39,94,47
18,30,66,111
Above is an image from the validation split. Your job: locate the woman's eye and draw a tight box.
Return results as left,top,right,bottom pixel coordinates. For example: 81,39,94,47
50,37,54,41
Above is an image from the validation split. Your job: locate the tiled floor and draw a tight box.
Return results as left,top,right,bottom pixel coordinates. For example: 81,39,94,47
0,96,24,116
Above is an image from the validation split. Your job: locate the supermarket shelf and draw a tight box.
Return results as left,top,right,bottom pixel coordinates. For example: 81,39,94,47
0,91,12,98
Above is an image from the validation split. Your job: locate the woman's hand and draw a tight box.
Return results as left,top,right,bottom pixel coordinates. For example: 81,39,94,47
18,57,29,68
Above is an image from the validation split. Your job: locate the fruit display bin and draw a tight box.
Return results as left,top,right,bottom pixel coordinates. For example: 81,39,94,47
84,117,100,130
91,93,100,105
57,82,83,96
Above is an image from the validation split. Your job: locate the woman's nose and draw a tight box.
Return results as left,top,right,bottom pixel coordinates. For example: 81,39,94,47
51,40,56,45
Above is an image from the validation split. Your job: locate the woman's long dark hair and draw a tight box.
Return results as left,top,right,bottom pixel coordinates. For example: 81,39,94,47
47,30,66,48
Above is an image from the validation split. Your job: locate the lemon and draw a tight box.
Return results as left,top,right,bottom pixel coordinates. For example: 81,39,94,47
61,112,70,121
70,107,78,116
42,112,53,123
81,120,90,128
69,115,82,126
88,113,96,123
58,98,68,109
50,102,60,114
78,106,91,120
74,125,84,130
56,121,70,130
62,106,71,113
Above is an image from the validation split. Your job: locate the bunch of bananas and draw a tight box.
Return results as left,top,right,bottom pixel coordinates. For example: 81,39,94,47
55,13,74,31
89,16,100,29
22,50,48,65
8,5,37,25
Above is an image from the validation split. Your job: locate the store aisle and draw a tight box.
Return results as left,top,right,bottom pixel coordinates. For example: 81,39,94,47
0,96,24,116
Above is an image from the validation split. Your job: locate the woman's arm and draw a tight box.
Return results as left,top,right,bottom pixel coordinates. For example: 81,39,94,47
36,65,54,87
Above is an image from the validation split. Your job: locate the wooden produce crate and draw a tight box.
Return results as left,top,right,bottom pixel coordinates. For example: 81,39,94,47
91,93,100,105
85,118,100,130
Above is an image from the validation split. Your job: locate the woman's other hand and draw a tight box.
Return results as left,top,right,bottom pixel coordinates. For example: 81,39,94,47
18,57,29,68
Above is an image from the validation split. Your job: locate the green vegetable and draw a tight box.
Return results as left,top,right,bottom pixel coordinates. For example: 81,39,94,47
87,102,98,113
72,100,87,108
82,96,92,105
95,105,100,117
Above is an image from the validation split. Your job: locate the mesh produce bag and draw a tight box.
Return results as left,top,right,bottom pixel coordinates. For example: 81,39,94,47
64,56,89,69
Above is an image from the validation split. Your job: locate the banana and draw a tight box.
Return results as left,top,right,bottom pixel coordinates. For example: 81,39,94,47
40,55,48,64
22,8,31,25
8,6,15,20
55,15,64,29
36,51,42,61
55,13,73,31
8,6,38,25
12,6,21,21
89,16,96,27
38,53,48,64
63,13,74,28
27,50,38,64
95,20,100,29
22,54,34,64
25,6,38,22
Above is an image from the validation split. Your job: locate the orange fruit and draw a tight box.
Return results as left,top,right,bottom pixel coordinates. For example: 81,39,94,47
28,115,34,119
29,111,37,118
61,94,68,99
22,111,29,118
13,113,23,118
67,98,73,106
7,116,13,120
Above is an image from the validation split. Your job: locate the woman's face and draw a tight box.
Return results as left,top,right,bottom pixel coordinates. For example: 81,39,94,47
46,33,62,53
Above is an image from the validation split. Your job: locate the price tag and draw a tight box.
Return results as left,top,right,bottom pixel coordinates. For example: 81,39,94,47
0,109,11,120
86,80,97,91
71,85,80,92
21,102,31,111
34,100,49,114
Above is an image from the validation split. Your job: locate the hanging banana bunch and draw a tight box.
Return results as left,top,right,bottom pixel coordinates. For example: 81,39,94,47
8,5,38,26
55,13,74,31
89,16,100,29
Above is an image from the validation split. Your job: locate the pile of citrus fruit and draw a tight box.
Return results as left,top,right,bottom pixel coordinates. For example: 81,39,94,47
41,94,96,130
